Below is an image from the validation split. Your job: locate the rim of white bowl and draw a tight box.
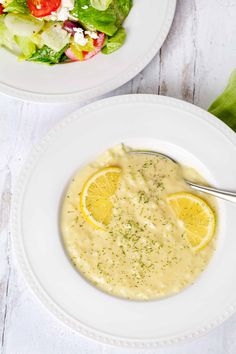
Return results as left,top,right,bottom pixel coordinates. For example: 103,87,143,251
11,95,236,348
0,1,176,103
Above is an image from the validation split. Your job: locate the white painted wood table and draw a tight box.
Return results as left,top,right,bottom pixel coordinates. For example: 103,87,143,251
1,1,236,353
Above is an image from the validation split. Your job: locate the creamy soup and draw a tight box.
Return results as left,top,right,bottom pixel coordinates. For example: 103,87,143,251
61,145,217,300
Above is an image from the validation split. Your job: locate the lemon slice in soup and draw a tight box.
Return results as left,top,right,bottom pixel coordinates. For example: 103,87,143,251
166,192,216,252
80,166,121,229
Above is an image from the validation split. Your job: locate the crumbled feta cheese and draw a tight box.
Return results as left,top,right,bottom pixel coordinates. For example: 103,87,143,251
50,7,70,21
48,0,74,21
81,5,89,9
62,0,74,8
73,28,98,46
73,27,83,34
85,30,98,39
74,27,88,46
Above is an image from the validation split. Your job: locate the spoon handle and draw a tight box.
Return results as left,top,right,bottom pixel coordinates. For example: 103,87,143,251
187,181,236,203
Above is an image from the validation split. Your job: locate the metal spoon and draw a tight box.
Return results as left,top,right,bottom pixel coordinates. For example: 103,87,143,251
128,150,236,203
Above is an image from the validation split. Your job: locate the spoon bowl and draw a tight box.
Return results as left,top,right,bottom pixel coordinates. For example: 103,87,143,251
128,150,236,203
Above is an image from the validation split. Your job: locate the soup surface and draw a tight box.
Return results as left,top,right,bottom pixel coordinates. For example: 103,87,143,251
61,145,217,300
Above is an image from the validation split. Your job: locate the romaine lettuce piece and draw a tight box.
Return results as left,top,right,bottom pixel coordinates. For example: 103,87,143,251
41,23,71,52
91,0,113,11
0,16,17,51
28,44,68,64
30,33,43,48
71,0,132,36
4,13,44,36
4,0,29,14
102,27,126,54
14,35,36,58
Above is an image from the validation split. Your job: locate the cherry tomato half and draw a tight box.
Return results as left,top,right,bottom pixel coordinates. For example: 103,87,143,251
27,0,61,18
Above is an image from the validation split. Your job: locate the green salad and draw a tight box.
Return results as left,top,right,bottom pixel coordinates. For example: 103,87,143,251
0,0,132,64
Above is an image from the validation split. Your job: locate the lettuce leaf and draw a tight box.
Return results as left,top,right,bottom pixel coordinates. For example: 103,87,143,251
209,70,236,132
0,16,16,51
27,45,68,65
71,0,132,36
4,0,29,14
90,0,113,11
102,27,126,54
15,35,36,58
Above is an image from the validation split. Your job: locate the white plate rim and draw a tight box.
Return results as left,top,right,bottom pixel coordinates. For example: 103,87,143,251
11,94,236,348
0,1,176,103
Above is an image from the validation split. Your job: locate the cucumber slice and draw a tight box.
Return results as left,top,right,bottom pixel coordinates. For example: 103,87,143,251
41,23,71,52
4,14,44,36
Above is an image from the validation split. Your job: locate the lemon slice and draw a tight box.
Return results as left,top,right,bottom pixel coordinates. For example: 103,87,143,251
80,166,121,229
166,192,216,252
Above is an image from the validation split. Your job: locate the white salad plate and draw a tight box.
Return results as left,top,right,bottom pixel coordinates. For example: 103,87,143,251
12,95,236,348
0,0,176,103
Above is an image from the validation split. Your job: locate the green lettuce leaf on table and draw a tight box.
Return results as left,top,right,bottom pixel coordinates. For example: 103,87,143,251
209,70,236,132
71,0,132,36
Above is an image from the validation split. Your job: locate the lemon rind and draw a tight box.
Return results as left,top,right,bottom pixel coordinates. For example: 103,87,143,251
80,166,121,230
